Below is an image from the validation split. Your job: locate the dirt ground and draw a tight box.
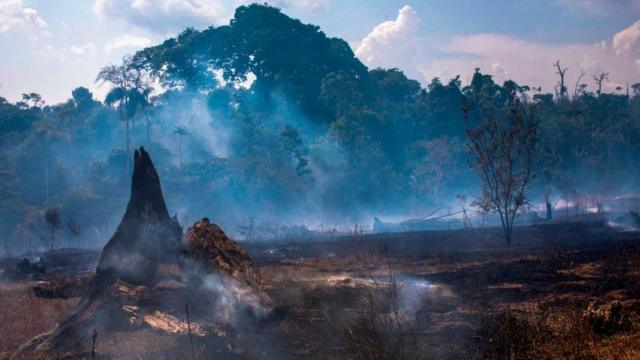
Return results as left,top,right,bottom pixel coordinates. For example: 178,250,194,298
2,222,640,359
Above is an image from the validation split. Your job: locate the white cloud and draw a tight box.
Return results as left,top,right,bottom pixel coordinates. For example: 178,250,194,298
612,19,640,73
422,33,638,93
355,6,640,94
492,62,509,82
104,34,151,53
355,5,420,68
613,19,640,55
0,0,49,37
93,0,227,33
69,42,98,56
237,0,329,13
34,44,66,60
278,0,328,12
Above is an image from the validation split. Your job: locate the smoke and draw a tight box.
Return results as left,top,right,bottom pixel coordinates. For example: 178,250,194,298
180,258,269,327
395,275,440,316
200,272,269,324
5,54,640,256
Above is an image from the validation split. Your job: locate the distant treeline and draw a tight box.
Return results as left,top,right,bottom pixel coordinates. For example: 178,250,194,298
1,4,640,253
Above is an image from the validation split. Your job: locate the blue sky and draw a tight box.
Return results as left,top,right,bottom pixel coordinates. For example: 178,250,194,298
2,0,640,103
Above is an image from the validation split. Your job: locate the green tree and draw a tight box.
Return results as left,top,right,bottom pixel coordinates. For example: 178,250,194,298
21,92,44,108
96,57,152,171
279,125,310,176
72,87,98,114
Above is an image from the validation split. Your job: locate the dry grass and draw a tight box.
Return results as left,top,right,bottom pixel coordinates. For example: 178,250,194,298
343,266,420,360
0,281,77,358
3,224,640,359
480,304,640,360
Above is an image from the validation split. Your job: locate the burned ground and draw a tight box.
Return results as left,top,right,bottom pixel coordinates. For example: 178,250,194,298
2,222,640,359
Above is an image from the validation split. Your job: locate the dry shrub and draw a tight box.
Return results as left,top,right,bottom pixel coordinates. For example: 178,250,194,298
479,307,598,360
344,258,420,360
598,243,640,296
540,235,562,263
344,282,419,359
480,311,545,360
481,302,640,360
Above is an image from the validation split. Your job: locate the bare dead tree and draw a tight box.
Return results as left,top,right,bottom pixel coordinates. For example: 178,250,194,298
91,329,98,359
457,194,472,228
554,60,569,101
544,188,553,221
573,69,585,99
464,92,539,245
186,303,195,360
592,72,609,96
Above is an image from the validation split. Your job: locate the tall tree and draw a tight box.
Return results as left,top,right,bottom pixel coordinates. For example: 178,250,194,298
72,86,98,114
279,125,311,177
21,92,44,108
173,126,189,168
464,91,539,245
96,57,152,171
553,60,569,101
573,69,586,99
592,72,609,96
45,207,62,251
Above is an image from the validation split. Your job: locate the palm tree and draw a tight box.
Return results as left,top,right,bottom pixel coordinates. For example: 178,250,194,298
173,126,189,168
96,57,152,171
105,87,132,169
137,89,154,144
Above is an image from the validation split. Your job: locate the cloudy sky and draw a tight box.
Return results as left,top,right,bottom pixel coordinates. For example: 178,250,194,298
2,0,640,104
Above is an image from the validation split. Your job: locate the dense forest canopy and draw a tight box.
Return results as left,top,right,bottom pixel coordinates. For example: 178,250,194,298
2,4,640,253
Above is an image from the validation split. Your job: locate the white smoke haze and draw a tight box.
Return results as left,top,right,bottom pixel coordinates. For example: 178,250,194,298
180,258,269,327
141,84,392,234
201,272,269,324
395,276,440,316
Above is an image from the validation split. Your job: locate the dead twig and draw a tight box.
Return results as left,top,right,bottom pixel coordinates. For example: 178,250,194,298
185,303,195,360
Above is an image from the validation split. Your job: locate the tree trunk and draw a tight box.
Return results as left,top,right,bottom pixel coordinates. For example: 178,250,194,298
546,201,552,220
179,134,183,168
146,114,151,144
498,211,512,246
45,158,49,204
4,237,10,258
68,115,75,166
119,104,130,173
503,225,512,246
126,117,130,172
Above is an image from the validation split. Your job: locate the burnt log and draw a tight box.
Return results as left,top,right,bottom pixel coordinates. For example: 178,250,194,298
183,218,262,291
32,275,92,299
